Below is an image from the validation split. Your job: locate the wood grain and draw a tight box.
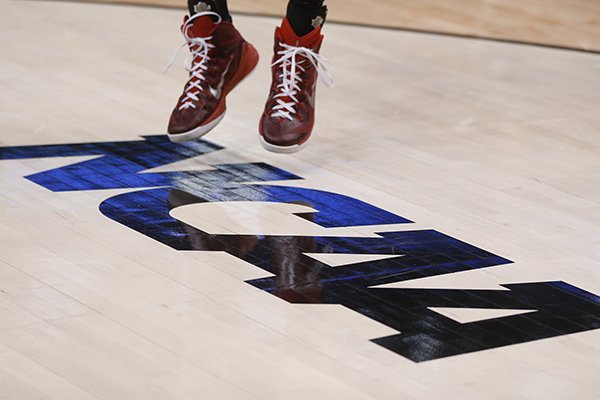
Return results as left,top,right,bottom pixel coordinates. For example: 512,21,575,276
2,1,600,399
62,0,600,51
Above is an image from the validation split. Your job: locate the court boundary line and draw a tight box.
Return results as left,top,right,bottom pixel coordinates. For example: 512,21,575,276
30,0,600,56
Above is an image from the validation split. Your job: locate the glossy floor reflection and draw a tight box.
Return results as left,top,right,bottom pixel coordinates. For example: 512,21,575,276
3,134,598,365
1,1,600,399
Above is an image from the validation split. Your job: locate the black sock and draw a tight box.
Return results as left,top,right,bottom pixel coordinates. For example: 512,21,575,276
286,0,327,36
187,0,232,22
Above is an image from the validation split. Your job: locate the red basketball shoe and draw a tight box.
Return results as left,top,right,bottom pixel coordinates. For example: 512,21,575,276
167,11,259,143
259,18,333,153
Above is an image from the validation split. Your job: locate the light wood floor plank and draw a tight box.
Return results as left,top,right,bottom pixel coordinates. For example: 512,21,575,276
62,0,600,51
1,1,599,399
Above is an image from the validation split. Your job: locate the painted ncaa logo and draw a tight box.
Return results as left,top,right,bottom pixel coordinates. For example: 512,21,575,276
1,135,599,362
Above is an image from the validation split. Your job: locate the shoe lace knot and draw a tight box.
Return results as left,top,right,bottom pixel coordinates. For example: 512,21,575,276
166,11,222,110
271,43,334,121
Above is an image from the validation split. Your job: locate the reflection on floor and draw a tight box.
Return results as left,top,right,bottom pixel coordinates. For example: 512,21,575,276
3,134,598,365
1,1,600,399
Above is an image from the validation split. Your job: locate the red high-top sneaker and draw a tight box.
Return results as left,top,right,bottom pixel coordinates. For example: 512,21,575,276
259,18,333,153
167,11,259,143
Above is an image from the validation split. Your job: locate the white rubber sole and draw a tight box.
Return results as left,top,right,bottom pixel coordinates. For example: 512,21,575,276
259,134,310,154
167,112,226,143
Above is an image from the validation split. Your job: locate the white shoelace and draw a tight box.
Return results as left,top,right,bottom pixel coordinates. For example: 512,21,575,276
271,43,334,121
166,12,222,111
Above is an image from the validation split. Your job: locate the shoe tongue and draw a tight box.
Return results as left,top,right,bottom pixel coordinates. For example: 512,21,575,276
188,14,217,37
278,17,322,48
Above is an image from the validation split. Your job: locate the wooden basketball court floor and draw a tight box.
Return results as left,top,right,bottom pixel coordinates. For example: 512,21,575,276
1,1,599,399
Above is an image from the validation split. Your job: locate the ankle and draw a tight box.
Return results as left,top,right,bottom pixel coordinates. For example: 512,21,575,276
188,0,232,22
286,0,327,37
